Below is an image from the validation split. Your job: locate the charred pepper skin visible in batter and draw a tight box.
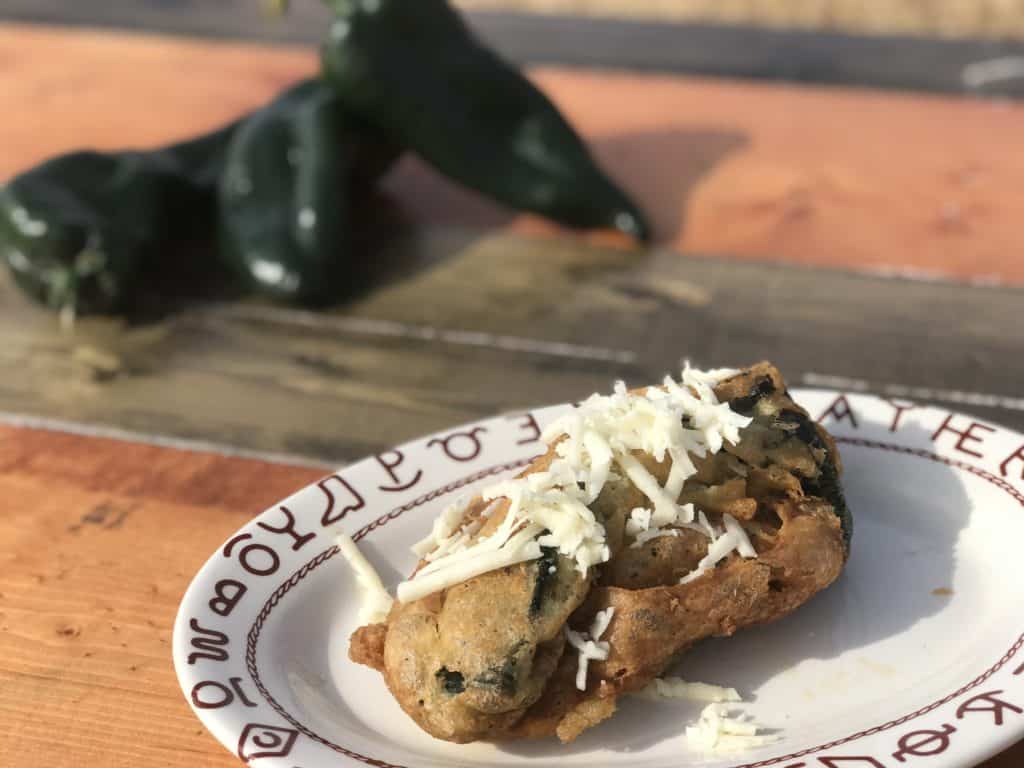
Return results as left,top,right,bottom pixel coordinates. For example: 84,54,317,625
727,374,852,547
320,0,651,241
0,122,237,315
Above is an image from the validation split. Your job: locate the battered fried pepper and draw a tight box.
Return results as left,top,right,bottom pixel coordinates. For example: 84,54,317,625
349,362,849,743
374,484,601,741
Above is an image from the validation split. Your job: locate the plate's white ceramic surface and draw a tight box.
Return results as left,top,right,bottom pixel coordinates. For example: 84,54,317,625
174,390,1024,768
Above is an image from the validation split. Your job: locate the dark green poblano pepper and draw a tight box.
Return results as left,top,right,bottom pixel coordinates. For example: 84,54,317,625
218,79,398,303
320,0,650,241
1,77,398,315
0,123,236,316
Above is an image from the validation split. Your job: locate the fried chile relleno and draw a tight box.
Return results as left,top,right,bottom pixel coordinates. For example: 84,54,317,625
348,363,850,743
380,491,592,742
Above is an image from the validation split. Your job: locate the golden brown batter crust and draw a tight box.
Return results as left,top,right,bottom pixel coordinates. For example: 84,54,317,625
348,362,850,743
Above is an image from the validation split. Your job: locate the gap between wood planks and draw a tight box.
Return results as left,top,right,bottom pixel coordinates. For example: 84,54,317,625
0,410,335,469
211,304,639,364
221,305,1024,418
0,333,1020,471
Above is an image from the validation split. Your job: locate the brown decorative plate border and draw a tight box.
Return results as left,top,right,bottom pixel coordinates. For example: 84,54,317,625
243,438,1024,768
245,460,532,768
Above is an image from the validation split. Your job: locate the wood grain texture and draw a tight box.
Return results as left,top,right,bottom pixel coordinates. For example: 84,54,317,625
7,6,1024,99
1,20,1023,768
389,69,1024,285
1,229,1022,466
0,23,314,169
8,0,1024,45
0,425,324,768
1,426,1022,767
469,14,1024,99
458,0,1024,40
2,23,1024,283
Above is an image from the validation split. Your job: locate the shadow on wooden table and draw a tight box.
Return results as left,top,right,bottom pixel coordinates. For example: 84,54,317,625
109,127,747,325
118,187,418,324
378,127,749,243
592,128,749,242
501,420,972,757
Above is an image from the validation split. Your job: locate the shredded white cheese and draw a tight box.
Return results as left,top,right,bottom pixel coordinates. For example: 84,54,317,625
625,507,652,537
410,496,471,557
336,531,394,624
679,513,758,585
396,524,544,603
695,510,719,540
396,364,754,603
589,606,615,639
723,513,758,559
567,607,615,691
685,703,779,752
634,676,741,703
637,676,779,753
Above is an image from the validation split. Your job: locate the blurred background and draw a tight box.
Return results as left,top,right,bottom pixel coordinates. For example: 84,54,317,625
4,0,1024,96
0,0,1022,453
1,0,1022,424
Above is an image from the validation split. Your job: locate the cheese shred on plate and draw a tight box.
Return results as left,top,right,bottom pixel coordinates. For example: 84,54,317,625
397,364,756,604
685,703,779,752
335,531,393,625
634,676,741,703
637,677,779,753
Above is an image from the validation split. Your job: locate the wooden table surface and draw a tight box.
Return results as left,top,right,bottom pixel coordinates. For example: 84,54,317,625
0,21,1022,768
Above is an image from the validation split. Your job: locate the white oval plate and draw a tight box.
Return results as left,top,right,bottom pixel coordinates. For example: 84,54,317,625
174,389,1024,768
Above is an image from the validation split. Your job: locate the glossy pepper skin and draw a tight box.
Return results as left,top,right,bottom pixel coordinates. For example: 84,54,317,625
320,0,650,241
0,123,236,315
1,77,398,314
218,79,398,304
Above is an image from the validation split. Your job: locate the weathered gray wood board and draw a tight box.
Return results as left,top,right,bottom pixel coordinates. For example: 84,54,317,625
2,230,1020,464
3,2,1024,96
